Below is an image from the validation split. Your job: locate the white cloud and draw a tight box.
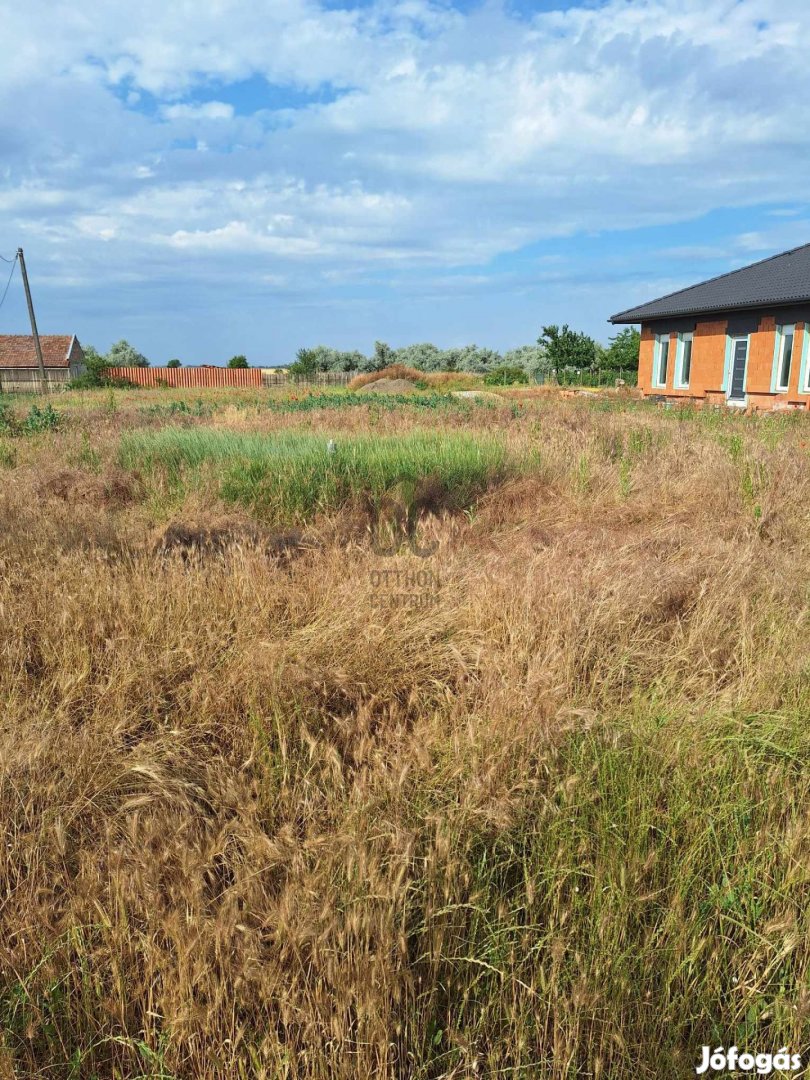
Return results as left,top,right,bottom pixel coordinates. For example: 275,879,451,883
2,0,810,355
160,102,235,121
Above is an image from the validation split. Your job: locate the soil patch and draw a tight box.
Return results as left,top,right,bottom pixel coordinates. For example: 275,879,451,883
38,467,142,509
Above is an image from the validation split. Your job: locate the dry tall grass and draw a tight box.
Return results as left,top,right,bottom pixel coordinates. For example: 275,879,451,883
347,366,482,391
0,393,809,1078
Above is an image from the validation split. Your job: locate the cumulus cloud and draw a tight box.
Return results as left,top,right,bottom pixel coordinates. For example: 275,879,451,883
2,0,810,355
160,102,235,122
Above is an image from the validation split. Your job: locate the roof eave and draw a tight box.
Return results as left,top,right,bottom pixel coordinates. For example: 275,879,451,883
609,294,810,325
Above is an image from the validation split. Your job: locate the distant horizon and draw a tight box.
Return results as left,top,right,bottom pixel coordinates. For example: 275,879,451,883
3,1,810,362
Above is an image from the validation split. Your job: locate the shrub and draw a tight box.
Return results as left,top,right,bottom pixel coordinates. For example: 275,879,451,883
22,403,60,433
289,346,365,375
503,344,550,382
0,402,61,435
442,345,502,374
484,365,529,386
228,355,249,369
392,343,445,371
167,359,182,369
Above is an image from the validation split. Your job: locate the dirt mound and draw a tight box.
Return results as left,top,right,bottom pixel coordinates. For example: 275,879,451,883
348,363,423,389
358,378,420,394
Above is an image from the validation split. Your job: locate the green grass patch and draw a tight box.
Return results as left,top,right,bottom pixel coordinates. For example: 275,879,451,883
136,390,491,419
119,427,510,521
263,391,479,413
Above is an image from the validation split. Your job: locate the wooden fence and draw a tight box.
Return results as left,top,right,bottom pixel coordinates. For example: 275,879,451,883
108,367,264,389
106,368,356,389
260,371,353,387
0,369,72,393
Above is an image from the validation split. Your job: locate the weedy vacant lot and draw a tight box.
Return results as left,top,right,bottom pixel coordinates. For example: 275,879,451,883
0,387,808,1079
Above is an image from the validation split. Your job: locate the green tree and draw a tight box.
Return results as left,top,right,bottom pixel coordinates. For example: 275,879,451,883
72,344,111,387
484,364,529,386
538,325,598,372
228,355,249,369
288,348,319,376
107,339,150,368
604,327,640,372
167,358,181,369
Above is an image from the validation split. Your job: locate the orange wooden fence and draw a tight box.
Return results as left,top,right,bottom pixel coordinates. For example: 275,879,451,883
108,367,264,389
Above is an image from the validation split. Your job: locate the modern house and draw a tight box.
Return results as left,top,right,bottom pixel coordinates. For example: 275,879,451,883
0,334,85,392
610,244,810,410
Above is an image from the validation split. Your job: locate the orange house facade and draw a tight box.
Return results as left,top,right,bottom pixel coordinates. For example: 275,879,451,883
611,245,810,410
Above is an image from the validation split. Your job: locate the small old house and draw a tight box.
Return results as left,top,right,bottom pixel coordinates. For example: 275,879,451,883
0,335,85,392
611,243,810,409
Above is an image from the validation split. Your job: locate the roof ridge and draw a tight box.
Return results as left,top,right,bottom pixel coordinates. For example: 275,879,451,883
610,241,810,322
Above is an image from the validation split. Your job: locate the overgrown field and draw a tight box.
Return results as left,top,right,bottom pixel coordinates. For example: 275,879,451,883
0,386,809,1079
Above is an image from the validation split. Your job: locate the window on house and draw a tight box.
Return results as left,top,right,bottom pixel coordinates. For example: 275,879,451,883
775,325,795,392
676,332,693,387
654,334,669,387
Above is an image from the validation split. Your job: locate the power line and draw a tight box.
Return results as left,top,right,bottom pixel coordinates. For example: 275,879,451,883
0,255,18,313
0,253,17,263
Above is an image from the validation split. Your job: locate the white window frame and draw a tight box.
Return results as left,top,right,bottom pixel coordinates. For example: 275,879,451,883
652,333,670,389
726,334,750,405
773,324,795,394
674,331,693,389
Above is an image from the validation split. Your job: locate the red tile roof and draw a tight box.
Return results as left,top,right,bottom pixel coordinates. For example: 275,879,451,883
0,334,78,369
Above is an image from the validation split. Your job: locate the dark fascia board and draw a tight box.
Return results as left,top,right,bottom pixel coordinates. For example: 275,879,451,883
612,300,810,327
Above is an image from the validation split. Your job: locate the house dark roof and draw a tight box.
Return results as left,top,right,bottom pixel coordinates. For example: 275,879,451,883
0,334,79,369
610,242,810,323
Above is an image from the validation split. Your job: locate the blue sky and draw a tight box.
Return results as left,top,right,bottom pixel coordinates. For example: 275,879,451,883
2,0,810,365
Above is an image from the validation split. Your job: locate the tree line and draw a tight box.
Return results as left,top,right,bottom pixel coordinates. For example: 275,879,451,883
76,327,640,386
289,326,640,380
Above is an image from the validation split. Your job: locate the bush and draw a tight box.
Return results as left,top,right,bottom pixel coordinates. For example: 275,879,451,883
503,344,550,382
0,402,61,435
484,365,529,386
442,345,502,374
289,346,365,375
392,343,445,372
167,359,181,369
228,355,249,369
71,343,144,388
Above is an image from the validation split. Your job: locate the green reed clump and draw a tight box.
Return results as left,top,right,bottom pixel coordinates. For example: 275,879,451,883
119,427,511,521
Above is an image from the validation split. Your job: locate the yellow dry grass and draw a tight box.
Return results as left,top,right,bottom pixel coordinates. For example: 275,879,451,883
0,392,809,1078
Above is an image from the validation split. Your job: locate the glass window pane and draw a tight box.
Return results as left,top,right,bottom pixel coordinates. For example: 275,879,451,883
779,331,793,389
682,338,692,384
659,339,669,384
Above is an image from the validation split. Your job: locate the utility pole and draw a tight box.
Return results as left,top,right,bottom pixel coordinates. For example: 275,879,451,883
17,248,47,392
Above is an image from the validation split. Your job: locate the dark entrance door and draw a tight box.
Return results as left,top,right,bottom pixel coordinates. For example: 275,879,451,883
727,337,748,403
